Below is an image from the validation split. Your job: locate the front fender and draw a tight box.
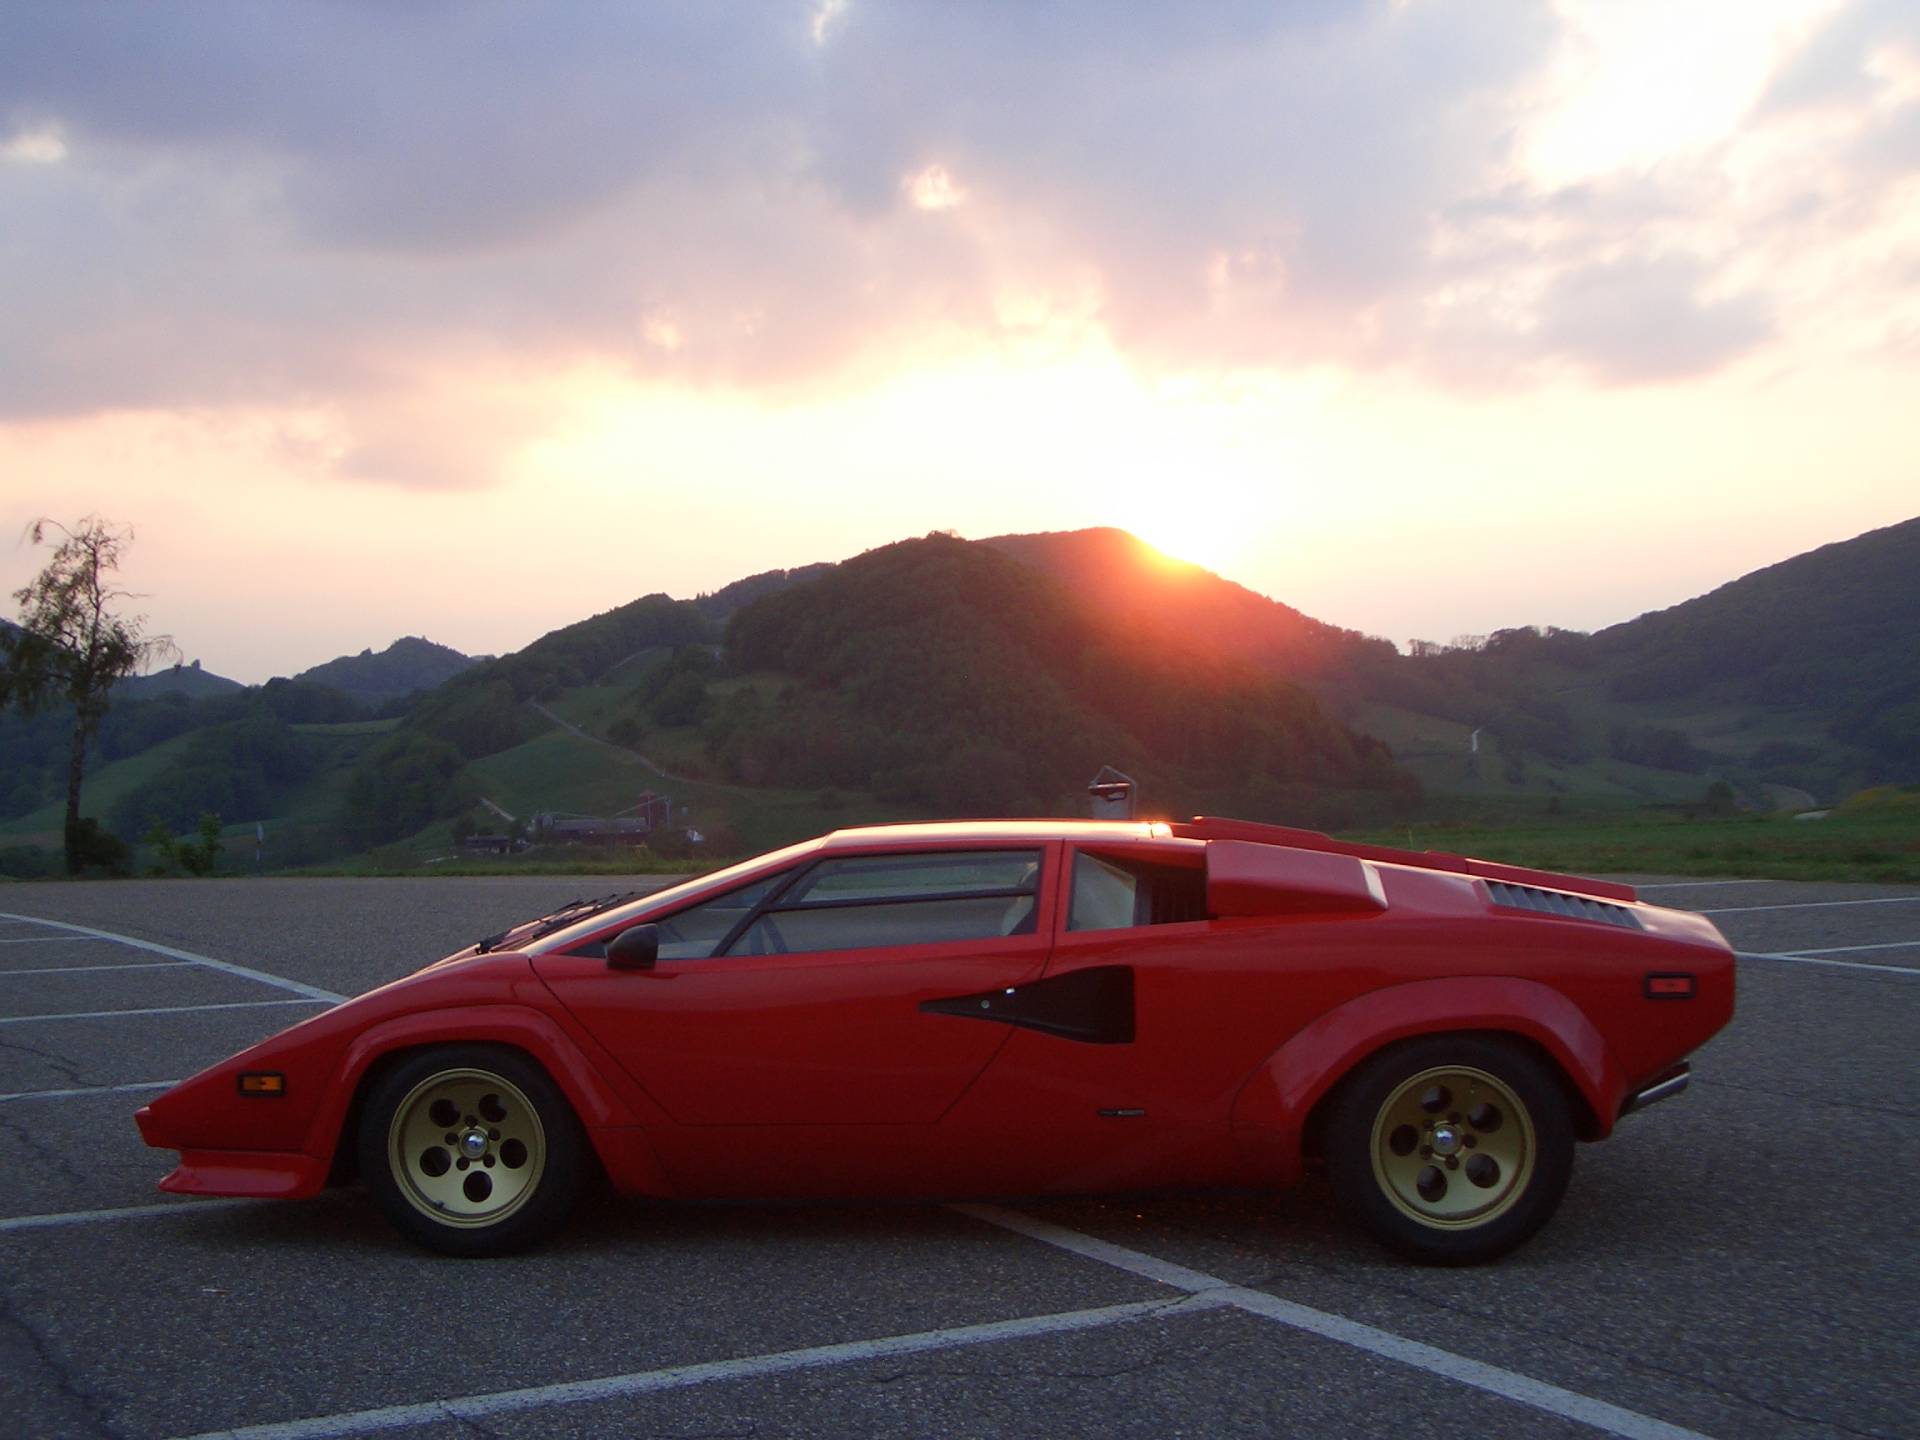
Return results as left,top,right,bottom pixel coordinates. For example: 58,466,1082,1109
305,1004,672,1198
1231,976,1625,1170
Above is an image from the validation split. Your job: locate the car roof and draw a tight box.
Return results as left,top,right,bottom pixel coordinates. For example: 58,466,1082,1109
816,818,1171,849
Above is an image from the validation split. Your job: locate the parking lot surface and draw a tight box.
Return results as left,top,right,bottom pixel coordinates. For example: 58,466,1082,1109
1,873,1915,1440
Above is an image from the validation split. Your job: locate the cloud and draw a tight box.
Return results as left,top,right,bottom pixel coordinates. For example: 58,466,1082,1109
0,0,1906,484
1535,255,1773,382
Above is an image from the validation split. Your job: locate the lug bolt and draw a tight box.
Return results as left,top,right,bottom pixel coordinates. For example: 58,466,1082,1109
1420,1145,1433,1158
456,1158,469,1170
1445,1155,1460,1169
483,1155,495,1167
489,1129,500,1141
1449,1113,1462,1124
1463,1135,1477,1148
444,1133,457,1145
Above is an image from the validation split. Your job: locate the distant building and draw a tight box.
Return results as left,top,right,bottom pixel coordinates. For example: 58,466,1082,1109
532,792,674,845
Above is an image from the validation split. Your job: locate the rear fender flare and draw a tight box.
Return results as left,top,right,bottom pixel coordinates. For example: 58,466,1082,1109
1232,977,1623,1158
304,1005,670,1196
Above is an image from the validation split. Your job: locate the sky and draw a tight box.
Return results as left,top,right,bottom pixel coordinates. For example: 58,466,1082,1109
2,0,1916,684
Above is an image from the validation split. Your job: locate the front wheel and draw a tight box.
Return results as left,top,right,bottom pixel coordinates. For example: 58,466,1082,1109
1325,1036,1573,1265
359,1045,585,1257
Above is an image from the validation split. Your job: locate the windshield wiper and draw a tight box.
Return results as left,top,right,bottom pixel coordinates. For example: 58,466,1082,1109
474,891,648,954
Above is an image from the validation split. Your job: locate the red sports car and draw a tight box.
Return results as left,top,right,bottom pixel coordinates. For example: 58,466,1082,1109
136,817,1734,1263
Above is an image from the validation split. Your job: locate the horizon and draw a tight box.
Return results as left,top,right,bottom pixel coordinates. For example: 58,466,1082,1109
105,515,1911,688
6,2,1917,684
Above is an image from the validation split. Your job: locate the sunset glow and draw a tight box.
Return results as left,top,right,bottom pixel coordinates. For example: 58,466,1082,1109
2,3,1915,681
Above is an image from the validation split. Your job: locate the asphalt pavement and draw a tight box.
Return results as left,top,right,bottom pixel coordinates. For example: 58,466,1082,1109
0,872,1914,1440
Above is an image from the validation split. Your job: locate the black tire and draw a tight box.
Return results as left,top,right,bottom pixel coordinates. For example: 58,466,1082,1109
1325,1035,1574,1265
358,1044,585,1257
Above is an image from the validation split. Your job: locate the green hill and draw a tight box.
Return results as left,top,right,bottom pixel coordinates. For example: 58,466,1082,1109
290,635,480,704
6,517,1913,876
717,534,1417,825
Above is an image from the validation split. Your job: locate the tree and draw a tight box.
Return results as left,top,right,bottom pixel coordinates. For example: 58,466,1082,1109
0,517,172,874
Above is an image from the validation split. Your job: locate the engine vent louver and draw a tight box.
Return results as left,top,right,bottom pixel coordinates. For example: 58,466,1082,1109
1485,881,1642,929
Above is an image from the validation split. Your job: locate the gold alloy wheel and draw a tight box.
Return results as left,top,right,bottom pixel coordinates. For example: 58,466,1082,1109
1369,1064,1536,1229
386,1067,548,1228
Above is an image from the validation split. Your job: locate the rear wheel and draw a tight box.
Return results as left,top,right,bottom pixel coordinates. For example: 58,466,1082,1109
359,1046,584,1257
1326,1036,1573,1265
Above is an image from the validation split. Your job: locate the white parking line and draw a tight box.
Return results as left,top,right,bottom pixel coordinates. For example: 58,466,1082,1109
1738,951,1920,977
0,935,114,945
0,1079,178,1104
0,998,330,1026
1698,896,1920,914
166,1296,1219,1440
955,1205,1713,1440
0,913,346,1003
1635,879,1769,890
0,960,198,977
1784,939,1920,955
0,1198,265,1234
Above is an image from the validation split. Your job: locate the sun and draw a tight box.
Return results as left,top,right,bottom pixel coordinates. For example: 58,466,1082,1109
1120,511,1247,578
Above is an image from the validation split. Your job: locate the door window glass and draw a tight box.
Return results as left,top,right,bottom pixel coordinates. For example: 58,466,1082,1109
652,874,783,960
788,851,1039,904
723,849,1042,956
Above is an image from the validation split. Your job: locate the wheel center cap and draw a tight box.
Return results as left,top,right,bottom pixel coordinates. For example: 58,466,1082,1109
460,1129,489,1159
1431,1125,1461,1155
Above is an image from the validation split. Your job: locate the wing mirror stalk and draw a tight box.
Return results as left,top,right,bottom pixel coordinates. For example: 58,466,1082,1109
606,924,660,971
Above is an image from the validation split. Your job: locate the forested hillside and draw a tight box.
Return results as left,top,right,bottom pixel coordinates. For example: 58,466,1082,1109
5,516,1911,875
291,636,479,704
716,535,1417,823
1591,516,1918,771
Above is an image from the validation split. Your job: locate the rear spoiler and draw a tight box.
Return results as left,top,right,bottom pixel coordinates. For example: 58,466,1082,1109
1169,816,1637,904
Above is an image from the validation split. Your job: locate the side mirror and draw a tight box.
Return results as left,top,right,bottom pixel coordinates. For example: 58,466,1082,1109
606,923,660,971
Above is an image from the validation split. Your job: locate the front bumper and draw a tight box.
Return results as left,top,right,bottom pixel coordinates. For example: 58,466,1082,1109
156,1148,330,1199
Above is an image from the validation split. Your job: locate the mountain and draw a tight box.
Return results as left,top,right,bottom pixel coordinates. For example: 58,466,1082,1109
981,528,1397,684
8,515,1912,873
115,659,246,700
290,636,481,705
1374,516,1920,799
695,562,837,622
717,534,1416,822
1592,516,1918,739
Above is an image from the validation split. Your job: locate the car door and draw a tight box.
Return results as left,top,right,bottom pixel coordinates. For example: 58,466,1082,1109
533,843,1058,1126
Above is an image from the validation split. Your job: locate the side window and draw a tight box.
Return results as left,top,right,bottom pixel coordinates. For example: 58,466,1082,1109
1068,850,1209,932
1070,853,1140,931
726,850,1041,957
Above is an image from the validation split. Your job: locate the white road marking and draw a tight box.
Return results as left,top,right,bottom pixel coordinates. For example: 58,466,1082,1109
0,912,346,1002
166,1296,1220,1440
1781,939,1920,955
0,935,114,945
0,960,198,976
1634,879,1769,890
0,998,329,1026
955,1205,1714,1440
0,1198,262,1233
1738,950,1920,977
1698,896,1920,915
0,1079,177,1104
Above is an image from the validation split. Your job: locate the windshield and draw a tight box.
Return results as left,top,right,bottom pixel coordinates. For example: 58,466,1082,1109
524,836,824,954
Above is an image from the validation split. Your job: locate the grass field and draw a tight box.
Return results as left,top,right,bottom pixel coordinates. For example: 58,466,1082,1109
0,731,205,843
1352,788,1920,882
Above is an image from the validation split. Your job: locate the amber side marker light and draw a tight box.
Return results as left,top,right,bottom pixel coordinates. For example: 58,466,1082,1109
1644,973,1696,1000
237,1072,286,1096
